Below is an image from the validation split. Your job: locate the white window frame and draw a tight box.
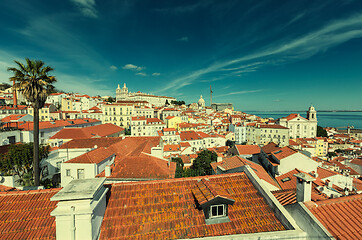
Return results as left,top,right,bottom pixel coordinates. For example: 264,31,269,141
210,204,226,218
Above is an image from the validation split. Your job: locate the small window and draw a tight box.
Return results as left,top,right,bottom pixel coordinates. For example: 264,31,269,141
66,169,71,176
77,169,85,179
210,205,225,218
281,177,291,182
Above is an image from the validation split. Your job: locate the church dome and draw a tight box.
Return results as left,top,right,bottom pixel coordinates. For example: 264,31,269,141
198,95,205,106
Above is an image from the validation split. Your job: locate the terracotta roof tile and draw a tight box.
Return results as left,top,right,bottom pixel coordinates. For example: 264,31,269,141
164,144,180,152
100,153,176,179
180,131,202,141
307,194,362,240
0,188,60,239
261,142,281,154
317,167,340,179
58,137,123,149
259,124,289,129
192,178,234,206
50,123,124,139
271,146,297,160
235,145,260,155
65,147,114,164
99,173,285,239
272,189,297,206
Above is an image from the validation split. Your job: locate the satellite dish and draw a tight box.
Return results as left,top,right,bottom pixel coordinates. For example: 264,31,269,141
0,176,5,184
93,145,98,149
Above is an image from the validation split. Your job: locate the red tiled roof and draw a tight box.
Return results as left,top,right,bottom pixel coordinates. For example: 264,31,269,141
211,156,245,171
289,139,299,146
282,113,307,121
58,137,123,149
99,173,285,240
307,194,362,240
192,178,234,206
261,142,281,155
17,118,100,131
212,156,279,188
235,145,260,155
179,142,191,148
163,128,177,132
0,188,60,239
93,137,176,179
50,123,124,140
272,189,296,206
353,178,362,192
1,114,28,122
317,167,340,179
0,185,16,192
65,147,114,164
164,144,180,152
271,146,297,160
146,118,164,124
100,153,176,179
259,124,289,129
132,116,146,121
180,131,202,141
0,105,27,110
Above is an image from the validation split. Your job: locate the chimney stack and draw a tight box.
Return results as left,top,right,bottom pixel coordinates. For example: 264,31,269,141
105,165,111,177
51,178,108,240
12,79,17,107
294,172,315,203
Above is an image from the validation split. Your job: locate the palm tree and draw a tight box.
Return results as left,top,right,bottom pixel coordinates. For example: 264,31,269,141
8,58,56,186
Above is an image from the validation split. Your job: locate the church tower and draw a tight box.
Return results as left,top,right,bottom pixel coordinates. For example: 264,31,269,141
307,105,317,121
116,83,129,101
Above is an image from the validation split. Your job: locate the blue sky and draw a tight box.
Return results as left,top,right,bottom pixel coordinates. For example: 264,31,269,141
1,0,362,111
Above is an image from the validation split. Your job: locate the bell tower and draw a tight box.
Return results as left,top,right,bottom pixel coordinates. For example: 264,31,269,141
307,105,317,121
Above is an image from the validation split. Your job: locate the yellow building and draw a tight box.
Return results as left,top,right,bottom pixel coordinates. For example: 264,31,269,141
102,103,134,128
165,116,182,129
28,103,57,121
315,137,328,157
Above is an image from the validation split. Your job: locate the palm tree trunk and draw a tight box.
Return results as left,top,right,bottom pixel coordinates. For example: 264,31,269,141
33,106,40,186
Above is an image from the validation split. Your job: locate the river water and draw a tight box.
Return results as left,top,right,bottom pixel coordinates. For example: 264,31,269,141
245,111,362,129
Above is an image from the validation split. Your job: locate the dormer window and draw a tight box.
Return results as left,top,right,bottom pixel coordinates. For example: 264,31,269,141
210,204,225,218
192,178,235,225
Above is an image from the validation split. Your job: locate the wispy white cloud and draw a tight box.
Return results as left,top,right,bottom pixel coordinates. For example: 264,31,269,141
136,72,147,77
177,36,189,42
0,50,23,83
273,99,281,102
122,64,144,71
215,89,264,98
17,16,109,71
70,0,98,18
155,1,211,14
157,13,362,94
109,65,117,70
55,73,113,96
152,72,161,76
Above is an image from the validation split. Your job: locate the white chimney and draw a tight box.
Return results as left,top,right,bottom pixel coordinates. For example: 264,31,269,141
105,165,111,177
294,172,316,203
51,178,108,240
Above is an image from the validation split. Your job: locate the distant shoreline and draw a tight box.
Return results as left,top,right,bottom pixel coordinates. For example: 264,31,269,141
247,110,362,113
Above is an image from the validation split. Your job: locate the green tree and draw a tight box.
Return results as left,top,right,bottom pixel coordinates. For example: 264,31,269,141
8,58,56,186
226,139,235,148
106,96,115,103
190,149,217,176
0,143,50,186
317,125,327,137
172,157,184,178
124,128,131,135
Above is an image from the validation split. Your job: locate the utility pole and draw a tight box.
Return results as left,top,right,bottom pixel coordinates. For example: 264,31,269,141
210,85,213,106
